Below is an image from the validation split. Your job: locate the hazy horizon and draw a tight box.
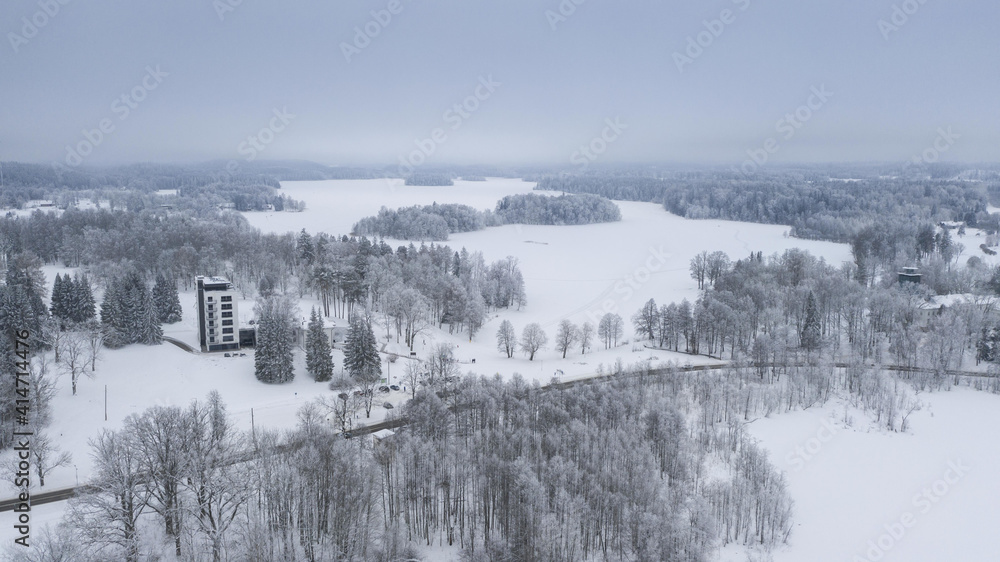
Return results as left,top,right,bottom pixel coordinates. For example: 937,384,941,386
3,1,998,169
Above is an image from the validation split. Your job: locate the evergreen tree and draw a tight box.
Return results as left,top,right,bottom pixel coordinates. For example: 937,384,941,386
305,307,334,382
343,313,381,382
152,273,182,324
74,273,96,323
297,229,314,265
800,292,822,351
254,296,295,384
100,272,162,347
139,287,163,345
50,273,69,321
100,279,126,348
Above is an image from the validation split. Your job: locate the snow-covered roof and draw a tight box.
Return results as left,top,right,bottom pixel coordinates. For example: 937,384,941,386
372,429,396,441
918,293,995,310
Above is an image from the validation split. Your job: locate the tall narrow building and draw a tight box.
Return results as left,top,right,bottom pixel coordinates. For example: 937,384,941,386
196,276,239,352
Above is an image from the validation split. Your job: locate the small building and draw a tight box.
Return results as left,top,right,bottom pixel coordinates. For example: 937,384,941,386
238,327,257,348
898,267,922,285
294,320,348,350
916,293,998,328
196,276,240,352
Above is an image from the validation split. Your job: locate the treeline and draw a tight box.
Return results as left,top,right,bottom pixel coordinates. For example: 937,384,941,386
31,363,797,562
0,201,526,357
405,173,454,186
537,171,994,243
494,192,621,225
297,230,526,346
0,161,321,213
353,193,622,241
353,203,500,241
633,247,1000,407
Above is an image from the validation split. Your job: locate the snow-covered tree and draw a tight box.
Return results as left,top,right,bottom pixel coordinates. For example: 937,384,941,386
69,429,150,562
800,292,821,351
152,273,182,324
50,273,70,322
632,298,658,341
496,319,517,358
426,343,458,385
344,314,382,417
580,321,594,354
598,313,623,349
254,296,296,384
100,272,162,347
72,273,97,323
520,323,547,361
305,307,334,382
555,319,578,358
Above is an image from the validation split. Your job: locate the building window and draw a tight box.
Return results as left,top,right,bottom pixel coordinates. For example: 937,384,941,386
208,313,214,319
223,336,234,342
207,304,214,310
221,296,232,302
223,328,234,334
222,320,233,326
209,337,216,343
221,311,232,318
209,329,215,335
221,304,233,310
207,296,213,301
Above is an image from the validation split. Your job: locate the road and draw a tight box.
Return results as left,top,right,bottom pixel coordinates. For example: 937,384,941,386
0,359,993,512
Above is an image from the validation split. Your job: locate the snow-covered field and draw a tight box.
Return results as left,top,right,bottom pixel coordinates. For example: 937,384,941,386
5,178,998,561
747,387,1000,562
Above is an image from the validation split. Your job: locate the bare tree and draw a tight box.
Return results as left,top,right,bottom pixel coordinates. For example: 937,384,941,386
580,321,594,354
126,405,186,557
427,343,458,385
69,429,149,562
520,323,548,361
318,385,363,433
59,333,88,396
182,392,252,562
402,359,422,399
30,432,71,487
598,313,624,349
397,288,431,350
85,320,104,372
690,251,708,290
555,319,578,358
496,319,517,358
632,299,658,341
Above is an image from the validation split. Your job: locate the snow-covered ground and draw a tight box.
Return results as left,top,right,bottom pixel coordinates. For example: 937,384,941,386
5,178,998,562
747,387,1000,562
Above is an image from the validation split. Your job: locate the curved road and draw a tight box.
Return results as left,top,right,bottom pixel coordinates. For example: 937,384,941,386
1,360,993,512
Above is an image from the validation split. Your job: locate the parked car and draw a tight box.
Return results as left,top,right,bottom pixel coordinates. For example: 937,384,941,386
389,385,400,391
383,402,394,409
378,385,390,393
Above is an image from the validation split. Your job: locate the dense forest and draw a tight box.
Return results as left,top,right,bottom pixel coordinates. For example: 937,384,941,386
21,360,800,562
353,193,622,240
536,168,1000,243
0,161,391,213
405,173,454,186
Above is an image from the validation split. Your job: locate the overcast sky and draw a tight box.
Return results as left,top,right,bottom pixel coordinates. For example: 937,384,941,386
2,0,997,168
